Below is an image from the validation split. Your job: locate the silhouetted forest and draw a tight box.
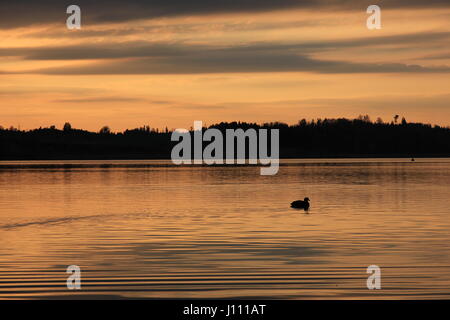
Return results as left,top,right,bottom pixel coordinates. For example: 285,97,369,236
1,116,450,160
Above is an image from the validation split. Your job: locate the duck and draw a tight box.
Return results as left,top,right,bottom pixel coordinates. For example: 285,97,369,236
291,197,310,210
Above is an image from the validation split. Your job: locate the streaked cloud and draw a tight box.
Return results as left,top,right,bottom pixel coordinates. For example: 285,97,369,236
1,30,450,75
28,55,450,75
53,97,147,103
1,1,449,29
3,31,450,60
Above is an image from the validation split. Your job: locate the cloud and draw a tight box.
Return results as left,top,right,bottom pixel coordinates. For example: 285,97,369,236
20,19,328,40
53,97,147,103
19,41,450,75
284,93,450,110
0,86,105,96
2,31,449,60
422,53,450,60
25,56,450,75
0,42,189,60
1,0,449,29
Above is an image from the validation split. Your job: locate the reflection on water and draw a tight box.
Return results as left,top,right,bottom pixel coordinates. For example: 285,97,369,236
0,159,449,299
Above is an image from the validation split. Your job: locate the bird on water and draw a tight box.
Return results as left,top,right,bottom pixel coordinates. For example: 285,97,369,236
291,197,310,210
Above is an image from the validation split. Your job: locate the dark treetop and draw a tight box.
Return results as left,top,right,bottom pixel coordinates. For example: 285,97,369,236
1,116,449,160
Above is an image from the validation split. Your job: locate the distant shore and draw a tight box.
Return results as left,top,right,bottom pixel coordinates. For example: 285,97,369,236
2,117,450,160
1,156,449,163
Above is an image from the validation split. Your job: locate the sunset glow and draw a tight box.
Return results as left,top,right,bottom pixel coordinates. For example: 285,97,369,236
1,2,450,130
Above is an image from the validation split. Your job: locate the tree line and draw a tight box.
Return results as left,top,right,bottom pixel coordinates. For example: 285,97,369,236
1,115,449,160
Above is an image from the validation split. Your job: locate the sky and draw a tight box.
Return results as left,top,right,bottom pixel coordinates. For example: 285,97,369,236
1,0,450,131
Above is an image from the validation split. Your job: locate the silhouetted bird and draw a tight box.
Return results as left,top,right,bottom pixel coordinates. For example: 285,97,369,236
291,197,310,210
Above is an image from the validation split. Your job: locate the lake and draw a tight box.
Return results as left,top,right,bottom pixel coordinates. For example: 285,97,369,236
0,159,449,299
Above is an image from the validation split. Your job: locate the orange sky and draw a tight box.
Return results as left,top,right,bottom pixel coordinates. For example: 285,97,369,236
1,4,450,131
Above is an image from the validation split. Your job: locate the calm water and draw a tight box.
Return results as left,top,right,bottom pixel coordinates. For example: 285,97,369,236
0,159,449,299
